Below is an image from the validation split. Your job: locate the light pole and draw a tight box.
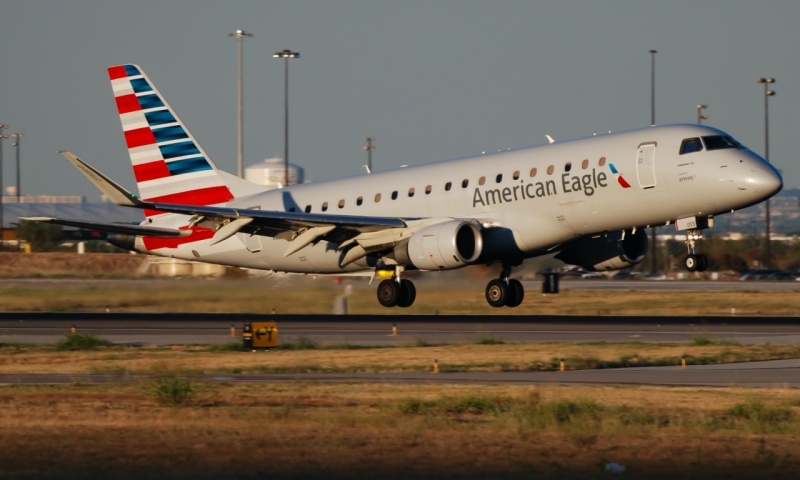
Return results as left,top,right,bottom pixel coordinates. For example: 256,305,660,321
649,49,657,272
228,29,253,178
696,104,708,124
11,133,23,203
0,124,7,250
364,137,375,173
273,49,299,187
757,77,776,269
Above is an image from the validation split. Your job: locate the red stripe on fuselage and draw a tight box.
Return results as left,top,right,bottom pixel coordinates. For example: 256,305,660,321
133,160,170,182
124,127,156,149
143,185,235,217
115,94,141,115
142,225,214,250
108,66,128,80
618,176,631,188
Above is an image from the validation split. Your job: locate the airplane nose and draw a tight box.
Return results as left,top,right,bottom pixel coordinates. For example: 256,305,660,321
748,164,783,198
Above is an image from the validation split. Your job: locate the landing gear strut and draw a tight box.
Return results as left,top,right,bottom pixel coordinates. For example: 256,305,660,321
485,265,524,308
683,229,708,272
376,266,416,308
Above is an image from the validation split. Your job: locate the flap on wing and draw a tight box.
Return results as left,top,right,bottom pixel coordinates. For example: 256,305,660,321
148,202,409,232
20,217,188,237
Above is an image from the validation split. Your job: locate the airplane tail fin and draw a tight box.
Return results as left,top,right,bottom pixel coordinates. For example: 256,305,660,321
107,64,264,217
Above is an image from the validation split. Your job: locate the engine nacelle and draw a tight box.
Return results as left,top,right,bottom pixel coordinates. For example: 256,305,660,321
394,220,483,271
556,229,648,271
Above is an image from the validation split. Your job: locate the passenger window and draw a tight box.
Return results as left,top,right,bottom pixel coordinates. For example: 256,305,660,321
479,176,486,186
445,182,452,191
680,138,704,155
408,187,415,197
322,202,328,212
357,196,363,206
425,185,432,194
530,168,537,177
304,205,311,213
599,157,606,167
374,193,381,203
582,159,589,169
547,165,554,175
513,170,520,180
462,179,469,188
338,199,345,208
391,191,398,200
565,162,572,172
495,174,502,183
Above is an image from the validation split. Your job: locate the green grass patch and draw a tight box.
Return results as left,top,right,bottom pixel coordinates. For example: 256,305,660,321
475,335,505,345
55,333,113,351
145,375,198,407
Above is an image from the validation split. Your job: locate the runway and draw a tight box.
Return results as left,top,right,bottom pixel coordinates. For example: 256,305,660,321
2,359,798,388
3,313,800,345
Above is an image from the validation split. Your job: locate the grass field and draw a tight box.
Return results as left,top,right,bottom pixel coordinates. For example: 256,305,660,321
4,339,800,375
2,280,800,315
2,381,800,478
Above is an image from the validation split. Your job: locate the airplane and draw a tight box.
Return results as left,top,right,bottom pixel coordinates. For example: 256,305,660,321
25,64,782,308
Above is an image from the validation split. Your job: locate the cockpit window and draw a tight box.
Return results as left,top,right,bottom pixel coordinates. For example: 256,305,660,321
702,135,744,151
680,138,703,155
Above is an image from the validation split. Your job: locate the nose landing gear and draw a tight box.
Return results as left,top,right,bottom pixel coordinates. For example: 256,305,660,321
485,265,524,308
683,229,708,272
376,266,417,308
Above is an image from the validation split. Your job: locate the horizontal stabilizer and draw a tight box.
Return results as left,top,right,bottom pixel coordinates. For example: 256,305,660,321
20,217,189,237
59,151,146,207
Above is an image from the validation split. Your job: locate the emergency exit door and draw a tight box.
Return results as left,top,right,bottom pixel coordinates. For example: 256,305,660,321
636,143,657,189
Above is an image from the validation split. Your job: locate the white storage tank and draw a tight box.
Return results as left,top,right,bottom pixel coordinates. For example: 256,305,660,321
245,157,305,189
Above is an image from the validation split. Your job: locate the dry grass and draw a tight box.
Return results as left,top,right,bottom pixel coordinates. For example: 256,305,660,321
2,382,800,479
2,280,800,315
3,342,800,375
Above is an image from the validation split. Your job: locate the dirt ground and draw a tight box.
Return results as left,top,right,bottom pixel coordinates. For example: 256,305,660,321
0,252,146,277
2,382,800,479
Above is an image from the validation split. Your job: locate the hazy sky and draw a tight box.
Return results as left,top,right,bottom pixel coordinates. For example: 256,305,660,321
1,1,798,201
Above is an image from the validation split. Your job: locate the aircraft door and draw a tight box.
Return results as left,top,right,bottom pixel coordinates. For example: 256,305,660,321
636,142,657,189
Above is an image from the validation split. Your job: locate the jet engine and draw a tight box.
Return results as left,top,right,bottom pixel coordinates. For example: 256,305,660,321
555,229,648,271
394,220,483,270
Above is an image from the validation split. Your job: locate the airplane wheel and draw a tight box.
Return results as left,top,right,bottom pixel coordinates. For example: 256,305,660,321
506,279,524,307
485,279,507,308
684,255,698,272
697,254,709,272
377,279,401,307
397,280,416,308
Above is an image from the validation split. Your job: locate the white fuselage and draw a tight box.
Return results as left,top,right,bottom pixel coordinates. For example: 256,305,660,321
139,124,782,273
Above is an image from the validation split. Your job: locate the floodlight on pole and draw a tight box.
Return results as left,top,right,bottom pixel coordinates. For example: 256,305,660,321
757,77,775,268
228,29,253,178
696,104,708,124
364,137,375,174
649,49,657,272
273,49,299,187
0,124,7,249
11,133,23,203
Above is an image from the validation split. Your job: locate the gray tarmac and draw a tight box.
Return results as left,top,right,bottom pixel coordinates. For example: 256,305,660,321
2,359,798,388
4,316,800,345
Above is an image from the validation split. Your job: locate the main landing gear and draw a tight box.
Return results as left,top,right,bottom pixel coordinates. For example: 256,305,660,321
683,229,708,272
376,266,416,308
485,265,524,308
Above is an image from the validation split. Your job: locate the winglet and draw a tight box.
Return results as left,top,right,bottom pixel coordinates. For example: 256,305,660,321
59,151,145,207
545,135,555,144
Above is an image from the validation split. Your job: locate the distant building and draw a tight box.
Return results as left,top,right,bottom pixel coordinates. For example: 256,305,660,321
245,157,305,189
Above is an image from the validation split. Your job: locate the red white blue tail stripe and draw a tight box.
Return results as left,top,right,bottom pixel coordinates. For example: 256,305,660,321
108,64,233,217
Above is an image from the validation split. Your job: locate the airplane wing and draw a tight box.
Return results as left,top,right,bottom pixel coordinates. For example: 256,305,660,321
19,217,189,237
39,152,415,255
